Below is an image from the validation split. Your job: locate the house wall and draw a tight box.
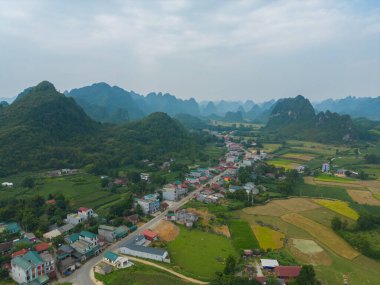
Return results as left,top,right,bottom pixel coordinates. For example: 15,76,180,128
98,229,116,243
119,247,168,262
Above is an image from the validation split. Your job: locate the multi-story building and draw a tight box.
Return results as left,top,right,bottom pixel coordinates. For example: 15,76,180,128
162,183,188,201
66,207,98,225
11,251,53,284
135,194,160,214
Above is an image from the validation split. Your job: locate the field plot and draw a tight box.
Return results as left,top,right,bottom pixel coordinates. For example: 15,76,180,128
242,203,290,217
296,181,354,202
314,175,356,184
281,213,360,260
301,207,354,228
262,143,282,153
272,198,320,212
251,224,284,250
153,220,180,242
287,140,349,156
168,226,236,280
290,238,331,266
96,263,190,285
228,220,260,251
266,159,301,170
282,153,316,161
348,190,380,206
313,199,359,220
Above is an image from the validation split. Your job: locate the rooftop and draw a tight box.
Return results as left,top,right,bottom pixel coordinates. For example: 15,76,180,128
104,251,119,262
35,242,50,252
80,230,97,239
275,266,302,278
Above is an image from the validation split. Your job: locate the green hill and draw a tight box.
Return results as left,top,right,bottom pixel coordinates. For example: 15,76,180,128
265,95,357,142
0,82,206,176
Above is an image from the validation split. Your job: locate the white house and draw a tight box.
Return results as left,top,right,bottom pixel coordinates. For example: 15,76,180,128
66,207,97,225
103,251,131,268
261,259,279,269
322,163,330,172
162,184,188,201
118,235,170,263
1,182,13,188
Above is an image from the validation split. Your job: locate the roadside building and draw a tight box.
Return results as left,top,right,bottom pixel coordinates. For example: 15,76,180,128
135,194,160,215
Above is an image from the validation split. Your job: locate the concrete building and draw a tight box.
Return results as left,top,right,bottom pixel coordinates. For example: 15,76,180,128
135,194,160,215
162,184,188,201
119,235,170,263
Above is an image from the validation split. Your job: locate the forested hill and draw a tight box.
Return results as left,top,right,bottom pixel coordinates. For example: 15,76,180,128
67,82,145,123
265,95,357,142
0,81,207,177
314,96,380,121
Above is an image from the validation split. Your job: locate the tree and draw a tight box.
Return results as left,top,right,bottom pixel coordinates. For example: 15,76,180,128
296,265,318,285
223,255,236,275
266,277,279,285
331,216,342,231
358,170,369,180
136,204,144,216
22,177,35,189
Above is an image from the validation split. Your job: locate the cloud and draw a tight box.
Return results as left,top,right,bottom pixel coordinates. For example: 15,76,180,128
0,0,379,100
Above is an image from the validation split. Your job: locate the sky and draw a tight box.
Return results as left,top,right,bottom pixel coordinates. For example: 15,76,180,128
0,0,379,102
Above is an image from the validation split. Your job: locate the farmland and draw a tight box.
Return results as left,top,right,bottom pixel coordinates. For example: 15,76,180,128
0,173,122,210
168,225,236,280
96,263,190,285
236,197,380,284
348,189,380,206
228,219,260,251
266,158,301,169
281,213,360,260
313,199,359,220
251,224,284,250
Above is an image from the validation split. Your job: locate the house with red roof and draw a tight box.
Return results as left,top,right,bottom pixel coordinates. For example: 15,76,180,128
35,242,50,253
275,265,301,280
12,248,28,258
142,230,158,241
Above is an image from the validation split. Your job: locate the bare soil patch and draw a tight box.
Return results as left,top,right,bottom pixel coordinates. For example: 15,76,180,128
347,189,380,206
152,220,180,242
213,225,231,238
289,238,331,265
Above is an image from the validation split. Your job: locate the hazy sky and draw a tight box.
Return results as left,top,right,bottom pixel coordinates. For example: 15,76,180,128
1,0,379,102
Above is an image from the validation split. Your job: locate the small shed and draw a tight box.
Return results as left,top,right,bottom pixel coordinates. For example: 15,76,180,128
142,229,158,241
260,258,279,269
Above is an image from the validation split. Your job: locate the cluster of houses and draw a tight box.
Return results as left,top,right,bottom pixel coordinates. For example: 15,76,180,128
256,259,302,285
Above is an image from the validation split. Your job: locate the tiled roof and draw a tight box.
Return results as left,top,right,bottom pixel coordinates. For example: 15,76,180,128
35,242,50,252
12,256,31,271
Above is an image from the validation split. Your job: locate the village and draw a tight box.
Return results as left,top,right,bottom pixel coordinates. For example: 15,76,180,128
1,131,376,285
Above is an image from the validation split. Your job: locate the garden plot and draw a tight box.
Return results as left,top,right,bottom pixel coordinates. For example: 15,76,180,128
313,199,359,220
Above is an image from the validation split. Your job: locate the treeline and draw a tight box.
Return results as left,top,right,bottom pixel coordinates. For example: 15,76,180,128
364,154,380,164
332,213,380,259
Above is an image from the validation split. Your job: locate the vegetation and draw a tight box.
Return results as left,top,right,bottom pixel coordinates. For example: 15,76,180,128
228,219,259,251
168,225,236,280
95,263,190,285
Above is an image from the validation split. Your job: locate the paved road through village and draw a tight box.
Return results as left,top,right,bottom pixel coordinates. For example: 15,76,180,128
58,170,227,285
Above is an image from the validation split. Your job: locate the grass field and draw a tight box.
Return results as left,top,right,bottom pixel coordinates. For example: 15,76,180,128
294,182,353,202
96,263,190,285
281,213,360,260
251,224,284,250
287,140,349,156
282,153,316,161
168,225,236,280
0,173,121,209
266,158,301,170
313,199,359,220
375,194,380,201
262,143,282,153
314,175,356,183
228,219,260,251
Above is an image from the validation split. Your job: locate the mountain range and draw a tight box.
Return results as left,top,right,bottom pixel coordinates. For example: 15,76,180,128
0,81,205,177
313,96,380,121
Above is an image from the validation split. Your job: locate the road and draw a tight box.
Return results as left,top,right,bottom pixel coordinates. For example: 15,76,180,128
57,170,226,285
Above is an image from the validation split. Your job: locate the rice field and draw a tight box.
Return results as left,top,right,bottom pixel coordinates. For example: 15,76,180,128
282,153,316,161
313,199,359,220
347,190,380,206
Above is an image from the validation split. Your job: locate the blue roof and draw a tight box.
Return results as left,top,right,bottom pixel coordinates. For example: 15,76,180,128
104,251,119,262
67,233,80,243
6,222,20,233
23,251,43,265
80,230,97,239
